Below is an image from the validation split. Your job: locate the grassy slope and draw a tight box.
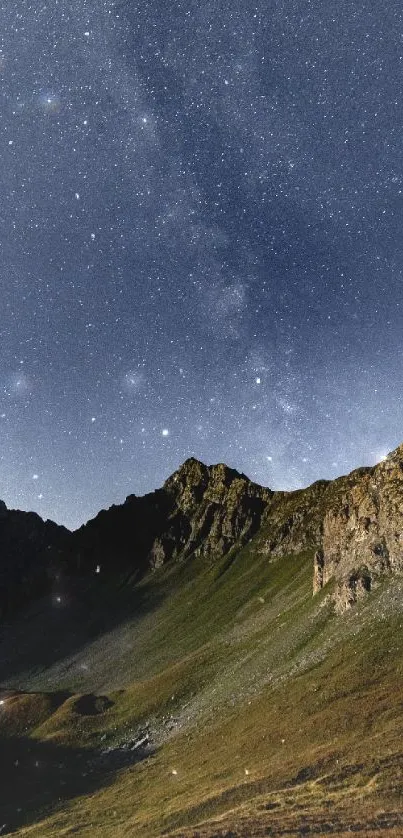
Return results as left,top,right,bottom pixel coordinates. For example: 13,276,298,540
1,530,403,837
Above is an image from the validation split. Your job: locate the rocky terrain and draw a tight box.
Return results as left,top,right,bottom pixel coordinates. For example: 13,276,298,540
69,457,272,576
3,445,403,621
316,443,403,610
70,442,403,609
0,447,403,836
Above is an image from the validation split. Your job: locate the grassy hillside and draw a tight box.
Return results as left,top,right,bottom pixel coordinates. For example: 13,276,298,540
0,527,402,836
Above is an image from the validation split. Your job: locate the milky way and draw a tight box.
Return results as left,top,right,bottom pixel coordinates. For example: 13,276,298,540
1,1,403,528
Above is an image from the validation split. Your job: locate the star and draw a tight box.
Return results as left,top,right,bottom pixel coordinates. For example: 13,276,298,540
0,0,399,527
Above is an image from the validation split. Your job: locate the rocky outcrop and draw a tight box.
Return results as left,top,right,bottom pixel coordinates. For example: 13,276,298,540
159,458,272,562
73,458,273,575
3,444,403,620
313,445,403,610
0,459,273,622
257,480,330,558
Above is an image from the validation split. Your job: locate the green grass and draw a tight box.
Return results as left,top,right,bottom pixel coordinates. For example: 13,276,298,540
1,534,403,837
11,607,403,837
8,542,317,695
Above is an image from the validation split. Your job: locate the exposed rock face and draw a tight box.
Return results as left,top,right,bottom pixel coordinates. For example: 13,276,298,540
314,445,403,610
257,480,330,558
73,458,273,574
158,458,272,563
0,459,273,622
244,450,403,612
3,445,403,620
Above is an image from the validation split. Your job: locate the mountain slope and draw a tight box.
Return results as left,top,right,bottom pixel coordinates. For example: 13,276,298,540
0,449,403,836
0,502,69,619
70,457,272,575
1,547,402,837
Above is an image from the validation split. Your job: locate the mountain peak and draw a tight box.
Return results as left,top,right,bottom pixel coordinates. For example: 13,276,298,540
379,441,403,469
165,457,258,492
164,456,208,484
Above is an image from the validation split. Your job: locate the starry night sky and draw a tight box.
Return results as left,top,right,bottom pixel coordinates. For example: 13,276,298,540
1,1,403,529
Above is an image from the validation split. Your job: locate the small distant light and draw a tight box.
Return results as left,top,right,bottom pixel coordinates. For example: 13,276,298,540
256,377,261,384
96,565,101,574
56,596,61,603
91,417,96,423
0,699,5,706
162,428,169,437
171,769,178,775
75,192,80,200
267,455,272,462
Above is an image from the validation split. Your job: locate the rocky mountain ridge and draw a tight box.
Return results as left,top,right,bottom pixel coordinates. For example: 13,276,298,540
315,443,403,610
71,457,273,575
1,445,403,618
0,503,69,618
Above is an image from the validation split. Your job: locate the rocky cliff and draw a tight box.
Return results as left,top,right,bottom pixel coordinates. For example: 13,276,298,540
72,457,272,574
0,459,273,621
2,445,403,620
313,444,403,610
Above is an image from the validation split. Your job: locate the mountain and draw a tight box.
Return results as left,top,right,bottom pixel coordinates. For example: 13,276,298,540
315,442,403,609
0,501,69,619
68,442,403,611
71,457,272,574
0,449,403,836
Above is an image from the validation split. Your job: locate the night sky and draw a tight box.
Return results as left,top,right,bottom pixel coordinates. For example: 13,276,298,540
1,1,403,529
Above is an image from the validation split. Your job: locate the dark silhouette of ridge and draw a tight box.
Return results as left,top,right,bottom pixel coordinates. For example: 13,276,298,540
0,501,69,620
0,458,271,682
2,443,403,682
